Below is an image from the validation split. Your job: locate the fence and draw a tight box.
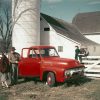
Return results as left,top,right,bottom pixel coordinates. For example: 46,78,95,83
82,56,100,78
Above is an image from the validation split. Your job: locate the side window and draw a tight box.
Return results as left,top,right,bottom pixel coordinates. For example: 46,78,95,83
40,49,47,57
44,28,50,31
22,49,29,58
49,49,57,56
34,49,40,57
29,49,36,58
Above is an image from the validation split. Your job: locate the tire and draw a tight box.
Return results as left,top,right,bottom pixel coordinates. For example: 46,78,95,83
24,77,30,82
47,72,56,87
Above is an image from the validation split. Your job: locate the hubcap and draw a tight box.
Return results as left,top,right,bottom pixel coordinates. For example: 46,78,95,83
47,76,52,85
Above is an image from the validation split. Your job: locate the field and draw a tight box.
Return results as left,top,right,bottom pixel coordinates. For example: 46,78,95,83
0,77,100,100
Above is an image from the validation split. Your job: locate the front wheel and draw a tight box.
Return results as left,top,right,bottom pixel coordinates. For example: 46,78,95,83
47,72,56,87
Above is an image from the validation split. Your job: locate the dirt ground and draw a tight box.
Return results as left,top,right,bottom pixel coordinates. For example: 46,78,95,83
0,77,100,100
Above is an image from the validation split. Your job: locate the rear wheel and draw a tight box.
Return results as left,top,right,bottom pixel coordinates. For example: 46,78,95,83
47,72,56,87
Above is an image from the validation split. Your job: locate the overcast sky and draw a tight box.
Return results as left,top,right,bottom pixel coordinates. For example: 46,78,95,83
41,0,100,23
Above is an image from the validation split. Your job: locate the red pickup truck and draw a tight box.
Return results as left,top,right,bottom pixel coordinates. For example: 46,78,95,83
18,46,84,87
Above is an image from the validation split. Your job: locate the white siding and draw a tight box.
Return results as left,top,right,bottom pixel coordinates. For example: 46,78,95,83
40,18,80,59
85,35,100,56
40,17,50,45
49,27,80,59
85,35,100,44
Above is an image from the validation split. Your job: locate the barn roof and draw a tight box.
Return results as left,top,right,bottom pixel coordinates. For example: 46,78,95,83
72,11,100,35
41,13,98,45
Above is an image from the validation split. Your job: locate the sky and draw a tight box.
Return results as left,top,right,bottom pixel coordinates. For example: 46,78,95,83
41,0,100,23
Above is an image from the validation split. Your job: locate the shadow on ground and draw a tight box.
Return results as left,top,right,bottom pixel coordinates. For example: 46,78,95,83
16,76,92,88
62,76,92,87
17,77,43,85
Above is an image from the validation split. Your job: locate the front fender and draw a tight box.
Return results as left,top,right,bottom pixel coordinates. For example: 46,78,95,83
40,68,65,83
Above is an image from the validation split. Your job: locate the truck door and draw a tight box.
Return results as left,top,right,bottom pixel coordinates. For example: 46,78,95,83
19,48,41,77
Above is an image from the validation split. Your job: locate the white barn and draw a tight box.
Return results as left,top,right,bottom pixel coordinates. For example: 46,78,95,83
72,11,100,44
40,13,98,58
72,11,100,56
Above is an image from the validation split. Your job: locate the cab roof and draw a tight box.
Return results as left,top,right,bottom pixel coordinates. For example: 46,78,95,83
29,45,55,49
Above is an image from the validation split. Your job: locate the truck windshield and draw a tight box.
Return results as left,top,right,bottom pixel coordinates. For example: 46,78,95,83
40,48,59,57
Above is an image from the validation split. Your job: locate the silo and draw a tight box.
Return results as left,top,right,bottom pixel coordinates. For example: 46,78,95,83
12,0,40,53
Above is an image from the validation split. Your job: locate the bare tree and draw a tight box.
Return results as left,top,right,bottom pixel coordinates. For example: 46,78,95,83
0,0,11,52
0,0,36,53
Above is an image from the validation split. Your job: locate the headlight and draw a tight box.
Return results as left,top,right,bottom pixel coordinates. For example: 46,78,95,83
64,69,74,76
64,67,84,77
64,70,71,76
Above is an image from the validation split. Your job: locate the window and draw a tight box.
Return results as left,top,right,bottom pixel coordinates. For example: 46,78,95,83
40,17,42,21
22,49,29,58
40,48,59,57
58,46,63,52
29,49,36,58
44,28,50,31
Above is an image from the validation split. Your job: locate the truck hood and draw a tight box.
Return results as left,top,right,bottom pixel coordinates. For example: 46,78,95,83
42,57,83,69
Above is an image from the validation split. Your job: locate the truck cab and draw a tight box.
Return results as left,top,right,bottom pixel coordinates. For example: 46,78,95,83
18,46,84,87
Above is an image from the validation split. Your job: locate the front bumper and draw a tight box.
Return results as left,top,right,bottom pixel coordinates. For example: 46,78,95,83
64,71,84,82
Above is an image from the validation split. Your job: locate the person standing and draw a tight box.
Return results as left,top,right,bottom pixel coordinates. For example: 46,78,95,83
0,53,9,88
8,47,20,85
75,46,81,61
